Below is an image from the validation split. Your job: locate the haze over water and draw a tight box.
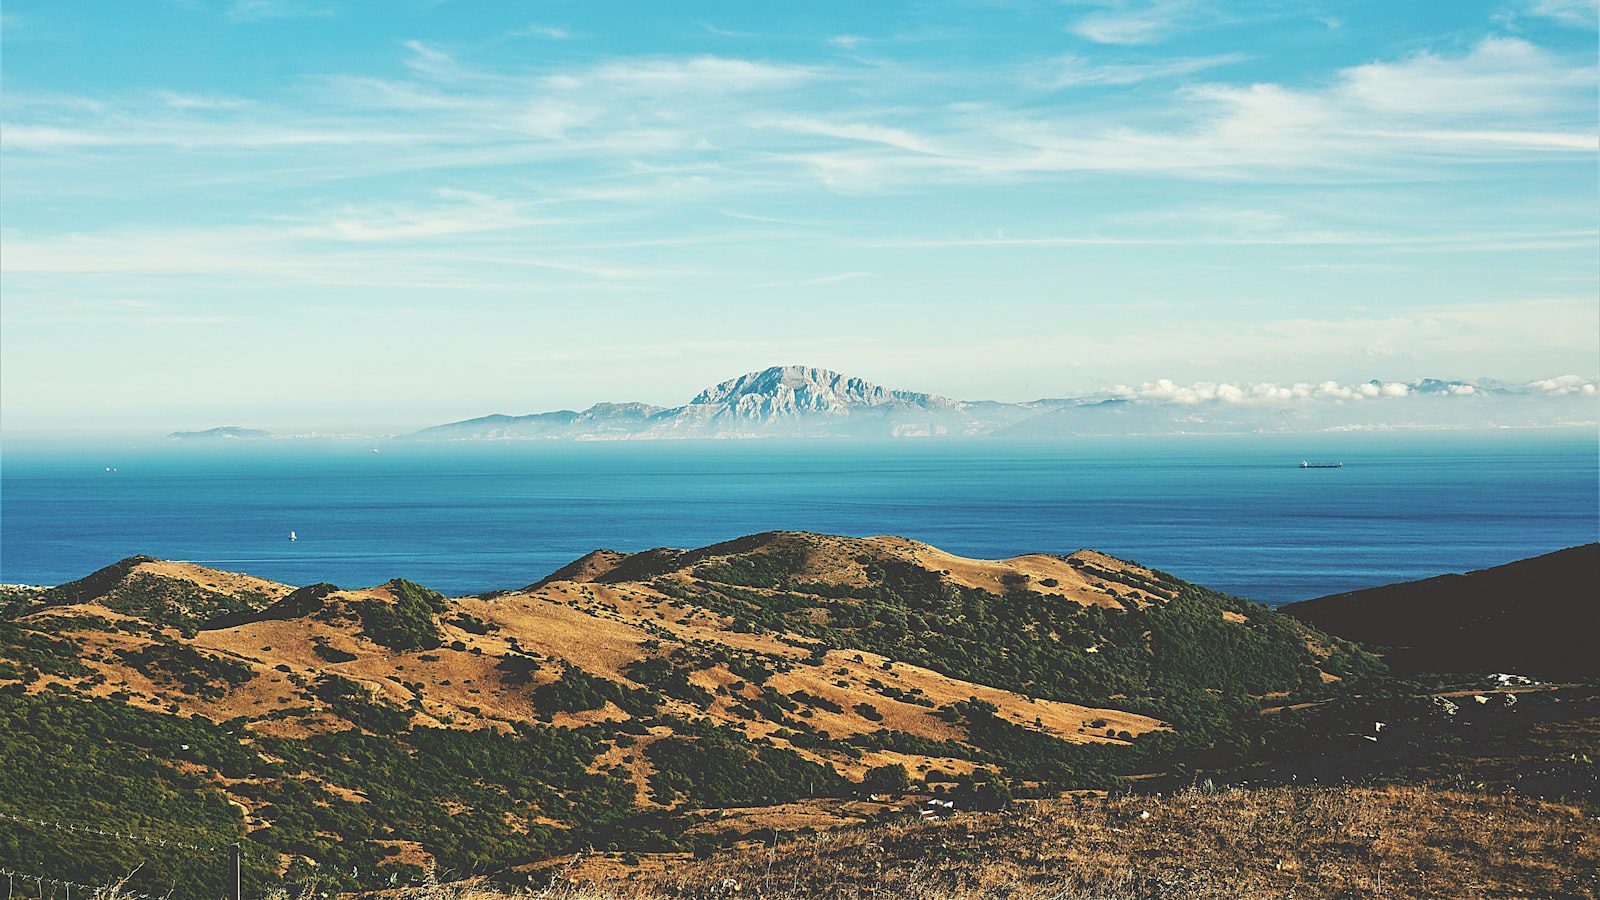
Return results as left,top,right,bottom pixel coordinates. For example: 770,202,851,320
3,430,1595,606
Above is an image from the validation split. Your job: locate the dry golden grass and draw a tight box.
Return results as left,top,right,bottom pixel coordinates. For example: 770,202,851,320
12,539,1171,835
21,533,1159,748
527,784,1599,899
538,533,1173,610
132,559,297,602
211,783,1594,898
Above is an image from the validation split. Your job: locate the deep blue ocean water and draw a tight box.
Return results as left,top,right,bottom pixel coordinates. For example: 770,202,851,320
2,431,1595,606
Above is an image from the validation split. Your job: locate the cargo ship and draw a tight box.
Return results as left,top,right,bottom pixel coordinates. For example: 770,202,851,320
1299,460,1343,469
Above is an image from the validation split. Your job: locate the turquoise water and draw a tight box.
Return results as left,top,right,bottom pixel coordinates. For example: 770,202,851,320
2,431,1595,605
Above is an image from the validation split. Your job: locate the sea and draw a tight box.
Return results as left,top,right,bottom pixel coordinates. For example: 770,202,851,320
1,430,1595,607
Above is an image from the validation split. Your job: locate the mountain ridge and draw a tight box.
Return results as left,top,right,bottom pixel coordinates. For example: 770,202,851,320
405,365,1598,441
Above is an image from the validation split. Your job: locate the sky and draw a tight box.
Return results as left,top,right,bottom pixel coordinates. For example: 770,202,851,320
1,0,1597,434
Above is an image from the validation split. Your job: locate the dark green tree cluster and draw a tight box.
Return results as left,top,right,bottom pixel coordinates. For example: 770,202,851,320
354,580,447,651
531,664,658,718
645,722,844,806
36,557,275,636
0,685,645,896
624,656,714,708
681,555,1382,752
114,642,254,701
0,622,88,682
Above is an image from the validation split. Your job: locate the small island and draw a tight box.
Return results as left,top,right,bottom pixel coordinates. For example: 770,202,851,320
167,426,271,441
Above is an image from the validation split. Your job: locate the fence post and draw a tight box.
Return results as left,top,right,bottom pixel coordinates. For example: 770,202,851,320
230,844,242,900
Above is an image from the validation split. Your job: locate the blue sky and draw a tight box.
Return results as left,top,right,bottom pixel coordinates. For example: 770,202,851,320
1,0,1596,433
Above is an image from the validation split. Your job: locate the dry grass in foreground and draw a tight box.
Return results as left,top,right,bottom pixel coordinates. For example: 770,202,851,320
80,784,1600,899
566,784,1596,899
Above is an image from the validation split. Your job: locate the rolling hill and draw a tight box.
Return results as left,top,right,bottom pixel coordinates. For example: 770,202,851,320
0,532,1377,895
1281,544,1599,680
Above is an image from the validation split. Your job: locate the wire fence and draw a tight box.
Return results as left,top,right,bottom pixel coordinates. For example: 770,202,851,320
0,813,232,854
0,866,162,900
0,811,240,900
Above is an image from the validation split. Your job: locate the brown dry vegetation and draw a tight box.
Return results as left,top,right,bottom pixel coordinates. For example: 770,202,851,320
176,784,1596,899
521,785,1600,899
11,532,1164,797
9,531,1524,897
552,533,1173,609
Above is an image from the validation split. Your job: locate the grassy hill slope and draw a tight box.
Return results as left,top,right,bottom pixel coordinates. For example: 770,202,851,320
1,532,1377,895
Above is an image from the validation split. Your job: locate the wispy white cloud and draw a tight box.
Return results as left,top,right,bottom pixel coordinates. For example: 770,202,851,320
1524,0,1599,26
227,0,333,23
865,228,1599,250
289,193,541,242
1039,52,1248,87
402,39,457,76
4,36,1590,194
1335,36,1592,117
0,216,702,284
156,91,253,110
511,23,570,39
749,271,871,289
1068,1,1199,45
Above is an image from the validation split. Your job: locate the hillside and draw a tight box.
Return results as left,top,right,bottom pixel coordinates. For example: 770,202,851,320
0,532,1378,896
1282,544,1599,680
490,678,1600,897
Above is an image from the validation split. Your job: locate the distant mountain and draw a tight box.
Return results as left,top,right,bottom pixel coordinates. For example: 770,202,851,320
411,403,670,440
412,365,1043,440
407,367,1599,441
168,426,271,440
1282,545,1599,680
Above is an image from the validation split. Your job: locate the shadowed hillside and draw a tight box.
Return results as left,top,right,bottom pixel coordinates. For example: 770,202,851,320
1282,544,1599,680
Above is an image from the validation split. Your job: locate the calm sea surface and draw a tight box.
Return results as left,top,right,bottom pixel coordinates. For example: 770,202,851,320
2,431,1595,606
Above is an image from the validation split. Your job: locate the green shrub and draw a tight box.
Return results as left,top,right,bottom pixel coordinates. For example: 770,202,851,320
355,580,445,651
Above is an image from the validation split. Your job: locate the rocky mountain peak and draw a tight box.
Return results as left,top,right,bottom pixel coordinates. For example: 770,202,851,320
688,365,948,416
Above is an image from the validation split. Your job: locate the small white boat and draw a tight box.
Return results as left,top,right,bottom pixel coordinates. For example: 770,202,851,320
289,531,298,542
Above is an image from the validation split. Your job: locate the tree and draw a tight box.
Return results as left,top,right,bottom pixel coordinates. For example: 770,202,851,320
955,772,1012,811
861,763,911,794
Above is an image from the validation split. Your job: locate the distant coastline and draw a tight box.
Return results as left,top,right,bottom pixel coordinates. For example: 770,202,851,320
168,426,271,441
168,365,1599,442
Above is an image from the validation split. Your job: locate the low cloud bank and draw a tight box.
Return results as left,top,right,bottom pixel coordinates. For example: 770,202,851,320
1101,376,1595,406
